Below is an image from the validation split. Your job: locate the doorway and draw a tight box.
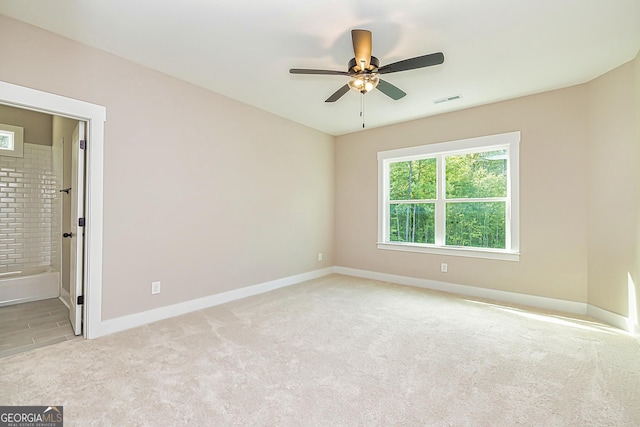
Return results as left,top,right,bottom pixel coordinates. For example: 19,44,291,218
0,80,105,340
0,107,87,357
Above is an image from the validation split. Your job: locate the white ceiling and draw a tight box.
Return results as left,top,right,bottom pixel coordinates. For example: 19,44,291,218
1,0,639,136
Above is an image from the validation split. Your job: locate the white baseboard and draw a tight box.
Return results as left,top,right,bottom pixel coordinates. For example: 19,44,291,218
332,266,588,315
95,267,333,338
59,288,71,310
90,265,639,340
332,266,640,335
587,304,639,338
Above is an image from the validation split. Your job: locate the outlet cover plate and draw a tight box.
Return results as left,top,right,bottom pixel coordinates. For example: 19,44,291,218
151,281,161,295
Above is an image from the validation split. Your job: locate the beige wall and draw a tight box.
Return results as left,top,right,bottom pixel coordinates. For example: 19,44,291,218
0,103,52,145
336,86,590,303
1,13,637,328
0,15,334,320
335,55,640,322
586,52,640,328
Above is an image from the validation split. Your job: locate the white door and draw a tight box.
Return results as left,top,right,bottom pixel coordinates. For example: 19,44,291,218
69,122,86,335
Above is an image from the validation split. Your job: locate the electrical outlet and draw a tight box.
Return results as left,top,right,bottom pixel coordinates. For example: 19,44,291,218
440,263,448,273
151,281,161,295
318,253,323,261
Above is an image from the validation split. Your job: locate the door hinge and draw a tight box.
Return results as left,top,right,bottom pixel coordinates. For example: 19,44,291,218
77,295,84,305
79,217,85,227
80,140,86,150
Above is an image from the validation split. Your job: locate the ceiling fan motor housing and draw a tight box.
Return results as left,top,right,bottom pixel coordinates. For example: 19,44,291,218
348,56,380,73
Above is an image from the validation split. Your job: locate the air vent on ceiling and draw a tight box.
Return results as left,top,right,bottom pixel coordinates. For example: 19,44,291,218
434,94,462,104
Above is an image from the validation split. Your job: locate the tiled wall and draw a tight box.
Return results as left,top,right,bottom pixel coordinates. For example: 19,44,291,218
51,139,63,278
0,143,60,274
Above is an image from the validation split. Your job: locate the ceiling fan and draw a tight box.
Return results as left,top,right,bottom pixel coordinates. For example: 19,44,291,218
290,29,444,103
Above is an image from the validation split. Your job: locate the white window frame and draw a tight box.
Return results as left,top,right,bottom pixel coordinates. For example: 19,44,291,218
0,130,15,150
0,123,24,158
377,131,520,261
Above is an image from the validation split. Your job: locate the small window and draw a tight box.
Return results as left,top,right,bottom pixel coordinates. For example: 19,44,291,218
378,131,520,261
0,130,15,150
0,124,24,158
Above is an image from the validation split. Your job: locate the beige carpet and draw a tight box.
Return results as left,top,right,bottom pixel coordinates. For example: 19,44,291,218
2,274,639,425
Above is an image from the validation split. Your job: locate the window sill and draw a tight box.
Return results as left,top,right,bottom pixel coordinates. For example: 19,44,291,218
377,242,520,261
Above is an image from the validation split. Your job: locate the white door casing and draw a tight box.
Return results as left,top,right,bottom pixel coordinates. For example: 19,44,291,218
0,80,104,338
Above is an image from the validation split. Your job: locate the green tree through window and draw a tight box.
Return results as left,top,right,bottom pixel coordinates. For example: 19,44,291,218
389,159,436,243
444,150,507,249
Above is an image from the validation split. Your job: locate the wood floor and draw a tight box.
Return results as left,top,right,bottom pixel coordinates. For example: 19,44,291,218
0,298,80,358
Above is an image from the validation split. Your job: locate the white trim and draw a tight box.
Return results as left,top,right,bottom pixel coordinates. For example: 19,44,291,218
377,131,521,160
377,131,520,259
0,80,106,340
332,266,587,314
587,304,638,336
332,266,640,335
97,268,333,337
95,263,639,340
59,288,71,310
376,242,520,261
508,137,520,252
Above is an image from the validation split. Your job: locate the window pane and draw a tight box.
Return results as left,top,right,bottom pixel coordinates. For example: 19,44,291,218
389,158,436,200
445,149,507,198
389,203,435,244
0,132,14,150
446,202,505,249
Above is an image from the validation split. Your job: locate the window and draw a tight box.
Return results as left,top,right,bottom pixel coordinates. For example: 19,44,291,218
378,131,520,261
0,124,24,158
0,130,15,150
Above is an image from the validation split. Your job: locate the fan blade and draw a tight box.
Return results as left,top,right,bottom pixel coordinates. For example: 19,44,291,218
290,68,351,76
377,80,407,100
378,52,444,74
325,84,350,102
351,29,372,71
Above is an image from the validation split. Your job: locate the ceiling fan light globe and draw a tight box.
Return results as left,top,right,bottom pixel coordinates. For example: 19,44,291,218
366,74,380,92
348,74,379,93
348,78,364,91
